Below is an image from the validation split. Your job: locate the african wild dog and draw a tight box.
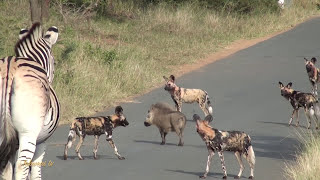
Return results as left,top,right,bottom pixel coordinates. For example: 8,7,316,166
163,75,213,119
63,106,129,160
305,57,320,96
144,102,187,146
279,81,320,129
194,114,255,179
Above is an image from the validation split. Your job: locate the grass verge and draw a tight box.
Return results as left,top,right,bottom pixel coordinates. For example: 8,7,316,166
0,0,320,124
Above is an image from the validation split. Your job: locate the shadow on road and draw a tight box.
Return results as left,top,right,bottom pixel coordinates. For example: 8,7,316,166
56,155,114,160
134,140,204,148
165,169,238,179
252,135,301,161
258,121,308,129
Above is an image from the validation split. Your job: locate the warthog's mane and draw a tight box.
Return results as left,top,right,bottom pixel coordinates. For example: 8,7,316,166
151,102,175,114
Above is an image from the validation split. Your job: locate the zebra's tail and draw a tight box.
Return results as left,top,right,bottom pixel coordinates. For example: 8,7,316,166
0,60,18,171
64,122,77,160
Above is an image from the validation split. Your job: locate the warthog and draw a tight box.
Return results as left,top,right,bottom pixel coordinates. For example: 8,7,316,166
144,102,187,146
63,106,129,160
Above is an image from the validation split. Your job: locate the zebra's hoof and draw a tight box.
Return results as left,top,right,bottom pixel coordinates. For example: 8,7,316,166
248,176,254,179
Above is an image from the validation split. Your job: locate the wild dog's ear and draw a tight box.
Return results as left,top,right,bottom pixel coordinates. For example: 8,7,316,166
311,57,317,64
19,28,28,39
193,114,201,121
204,115,213,122
115,106,123,114
163,76,169,81
44,26,59,46
304,57,309,63
279,81,284,88
169,75,175,82
287,82,292,88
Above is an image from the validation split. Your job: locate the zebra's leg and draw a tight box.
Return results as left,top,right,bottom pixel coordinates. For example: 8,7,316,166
106,139,125,160
200,148,214,179
14,136,37,180
30,143,46,180
1,158,13,180
234,151,244,179
93,135,99,160
218,151,227,179
75,136,84,160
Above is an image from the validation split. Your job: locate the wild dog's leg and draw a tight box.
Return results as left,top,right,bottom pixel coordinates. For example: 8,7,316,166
234,151,244,179
14,136,37,180
199,100,210,117
244,146,255,179
172,95,182,112
93,135,99,160
75,135,84,160
304,107,312,129
30,143,46,180
200,147,214,179
295,109,300,127
289,109,296,126
218,151,228,179
106,139,125,160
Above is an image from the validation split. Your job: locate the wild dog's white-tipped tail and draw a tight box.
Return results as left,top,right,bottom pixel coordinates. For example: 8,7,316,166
208,106,213,115
204,91,213,115
66,129,75,148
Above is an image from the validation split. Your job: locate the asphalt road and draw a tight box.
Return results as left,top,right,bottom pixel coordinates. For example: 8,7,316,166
42,17,320,180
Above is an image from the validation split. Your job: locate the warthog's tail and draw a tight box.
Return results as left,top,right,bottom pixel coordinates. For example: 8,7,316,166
64,122,77,160
204,91,213,115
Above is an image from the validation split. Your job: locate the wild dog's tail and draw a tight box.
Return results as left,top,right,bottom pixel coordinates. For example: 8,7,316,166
0,60,18,171
204,91,213,115
246,135,256,166
64,121,77,160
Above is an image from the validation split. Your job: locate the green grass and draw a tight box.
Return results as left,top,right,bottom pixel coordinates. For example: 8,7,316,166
285,131,320,180
0,0,320,124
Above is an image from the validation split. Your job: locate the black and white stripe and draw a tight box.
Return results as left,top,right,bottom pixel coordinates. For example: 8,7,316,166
0,23,60,180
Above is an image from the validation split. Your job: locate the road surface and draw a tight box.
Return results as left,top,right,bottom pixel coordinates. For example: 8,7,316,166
43,17,320,180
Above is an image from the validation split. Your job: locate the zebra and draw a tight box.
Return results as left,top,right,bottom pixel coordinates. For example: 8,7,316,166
0,22,60,180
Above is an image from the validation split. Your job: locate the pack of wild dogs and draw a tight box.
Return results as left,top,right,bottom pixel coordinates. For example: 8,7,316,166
0,22,317,180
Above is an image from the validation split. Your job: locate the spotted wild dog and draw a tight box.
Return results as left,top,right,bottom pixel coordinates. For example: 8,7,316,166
279,81,320,129
63,106,129,160
305,57,320,96
163,75,213,119
194,114,255,179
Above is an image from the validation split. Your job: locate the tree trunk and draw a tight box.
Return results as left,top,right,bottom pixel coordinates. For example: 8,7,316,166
41,0,51,22
29,0,42,23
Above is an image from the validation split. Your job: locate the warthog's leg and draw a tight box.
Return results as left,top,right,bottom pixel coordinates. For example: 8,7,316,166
234,151,244,179
200,147,214,179
93,135,99,160
159,129,167,145
107,139,125,160
218,151,227,179
173,126,184,146
75,136,84,160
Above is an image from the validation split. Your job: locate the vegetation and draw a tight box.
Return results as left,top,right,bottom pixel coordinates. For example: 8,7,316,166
0,0,319,125
285,131,320,180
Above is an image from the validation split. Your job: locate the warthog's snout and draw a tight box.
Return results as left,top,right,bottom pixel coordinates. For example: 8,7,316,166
144,121,151,127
